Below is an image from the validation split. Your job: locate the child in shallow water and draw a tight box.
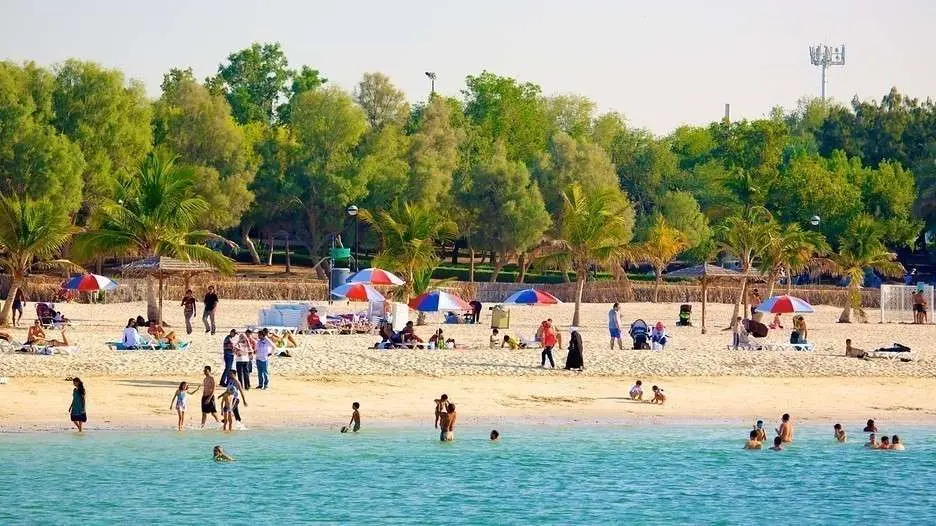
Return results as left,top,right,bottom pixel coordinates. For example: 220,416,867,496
213,445,233,461
833,423,847,443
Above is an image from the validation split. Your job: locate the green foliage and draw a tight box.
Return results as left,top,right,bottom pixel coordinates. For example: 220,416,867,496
638,214,688,301
831,215,905,322
463,71,549,162
544,94,596,139
406,97,460,204
208,42,292,125
354,72,409,131
656,191,712,261
532,132,619,217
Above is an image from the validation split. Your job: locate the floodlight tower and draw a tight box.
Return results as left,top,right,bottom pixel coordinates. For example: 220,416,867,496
808,44,845,100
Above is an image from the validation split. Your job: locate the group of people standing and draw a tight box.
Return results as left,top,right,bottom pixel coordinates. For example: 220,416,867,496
221,328,279,391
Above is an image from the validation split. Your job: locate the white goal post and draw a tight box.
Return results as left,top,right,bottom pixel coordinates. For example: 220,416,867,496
880,284,935,323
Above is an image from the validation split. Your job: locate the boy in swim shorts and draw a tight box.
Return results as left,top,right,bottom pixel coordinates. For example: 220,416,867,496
348,402,361,432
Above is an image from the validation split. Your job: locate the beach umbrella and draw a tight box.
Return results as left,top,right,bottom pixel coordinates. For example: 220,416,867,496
64,273,118,292
408,290,471,312
503,288,562,305
755,295,815,314
347,267,405,286
331,282,385,302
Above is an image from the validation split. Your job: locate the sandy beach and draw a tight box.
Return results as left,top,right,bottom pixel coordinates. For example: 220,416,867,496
1,299,934,431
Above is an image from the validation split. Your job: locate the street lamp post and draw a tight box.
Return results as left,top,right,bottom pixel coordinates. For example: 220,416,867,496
425,71,436,96
809,215,821,285
346,205,359,272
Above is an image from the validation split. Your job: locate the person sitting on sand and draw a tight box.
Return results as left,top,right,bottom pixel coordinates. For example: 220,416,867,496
864,419,878,433
845,339,869,360
650,322,668,350
428,329,445,348
401,321,423,343
306,308,325,330
490,430,500,441
834,423,847,443
865,433,878,448
754,420,767,443
769,436,784,451
890,435,905,450
26,319,46,345
267,331,297,348
213,445,234,461
501,334,521,350
148,320,178,348
490,329,500,349
769,313,784,330
776,413,794,443
744,430,762,449
651,385,666,404
877,436,890,449
629,380,643,401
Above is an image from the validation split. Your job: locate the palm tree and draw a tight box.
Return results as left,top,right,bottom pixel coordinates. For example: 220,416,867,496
72,151,234,321
0,195,80,326
639,215,688,302
542,183,634,327
717,207,773,325
360,203,457,301
829,216,904,323
759,222,830,298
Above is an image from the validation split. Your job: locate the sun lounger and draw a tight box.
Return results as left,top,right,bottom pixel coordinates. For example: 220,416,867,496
107,341,190,351
867,343,912,361
16,345,78,355
520,336,543,349
761,342,813,352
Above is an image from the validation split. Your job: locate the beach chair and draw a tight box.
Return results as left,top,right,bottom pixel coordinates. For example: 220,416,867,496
629,319,650,350
676,304,692,326
868,343,913,361
732,332,764,351
520,334,543,349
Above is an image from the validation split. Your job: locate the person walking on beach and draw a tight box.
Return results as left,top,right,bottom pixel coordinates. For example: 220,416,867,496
749,288,761,317
255,329,273,390
234,332,252,390
203,285,219,335
201,366,219,428
541,319,558,368
776,413,794,443
169,381,200,431
12,288,25,327
220,329,236,387
440,403,456,441
564,328,584,370
608,303,623,350
68,378,87,432
181,289,197,335
347,402,361,432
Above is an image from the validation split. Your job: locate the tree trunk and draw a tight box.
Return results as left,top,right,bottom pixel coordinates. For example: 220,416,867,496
96,256,103,274
516,253,527,283
284,235,291,274
469,248,476,283
266,232,274,266
0,279,23,327
157,274,165,324
653,269,662,303
729,276,748,327
572,275,585,327
490,253,505,282
146,275,159,322
242,222,261,264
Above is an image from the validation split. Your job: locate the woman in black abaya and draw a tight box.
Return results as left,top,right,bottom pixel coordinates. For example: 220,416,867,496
564,329,584,370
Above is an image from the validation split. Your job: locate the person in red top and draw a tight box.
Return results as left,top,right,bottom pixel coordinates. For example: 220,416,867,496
306,308,324,330
541,319,558,368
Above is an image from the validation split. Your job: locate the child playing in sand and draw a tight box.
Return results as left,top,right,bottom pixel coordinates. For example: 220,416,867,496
833,423,847,442
651,385,666,404
169,381,200,431
347,402,361,432
490,329,500,349
501,334,521,350
213,445,234,461
629,380,643,400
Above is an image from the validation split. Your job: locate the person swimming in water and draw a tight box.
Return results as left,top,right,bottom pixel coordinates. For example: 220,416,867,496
877,436,891,449
439,403,456,442
776,413,794,443
490,430,500,441
863,419,878,433
865,433,877,448
753,420,767,442
213,445,234,461
890,435,905,450
833,423,847,443
769,436,784,451
744,430,762,450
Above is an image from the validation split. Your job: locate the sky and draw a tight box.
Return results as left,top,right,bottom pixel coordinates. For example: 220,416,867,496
2,0,935,133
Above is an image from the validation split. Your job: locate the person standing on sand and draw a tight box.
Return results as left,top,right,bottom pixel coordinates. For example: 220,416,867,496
540,320,558,368
439,403,456,441
203,285,219,335
255,329,273,390
220,329,236,387
564,328,584,370
68,378,87,432
608,303,623,350
181,289,197,335
169,381,200,431
201,366,219,428
749,288,761,318
776,413,794,443
234,332,252,390
12,288,25,327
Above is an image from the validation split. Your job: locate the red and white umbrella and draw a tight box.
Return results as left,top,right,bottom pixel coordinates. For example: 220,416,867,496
64,273,118,291
754,295,815,314
331,282,385,302
347,267,405,286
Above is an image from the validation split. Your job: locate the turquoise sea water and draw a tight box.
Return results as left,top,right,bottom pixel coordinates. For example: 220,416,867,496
1,425,934,525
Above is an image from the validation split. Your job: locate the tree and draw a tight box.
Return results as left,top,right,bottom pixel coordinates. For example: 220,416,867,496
460,145,551,281
354,72,409,131
0,61,86,214
543,183,635,326
72,152,233,321
360,203,457,299
532,132,619,218
717,207,773,325
544,94,595,139
759,222,829,298
638,215,688,302
51,60,153,215
0,195,79,326
406,96,460,204
153,76,258,230
208,42,292,125
463,71,549,162
288,86,368,266
657,191,712,262
829,216,904,323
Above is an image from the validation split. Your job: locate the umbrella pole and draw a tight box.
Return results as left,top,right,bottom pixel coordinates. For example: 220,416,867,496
701,278,707,334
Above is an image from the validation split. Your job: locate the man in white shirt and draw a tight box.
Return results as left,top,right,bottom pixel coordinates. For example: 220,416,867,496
255,329,274,390
608,303,623,350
